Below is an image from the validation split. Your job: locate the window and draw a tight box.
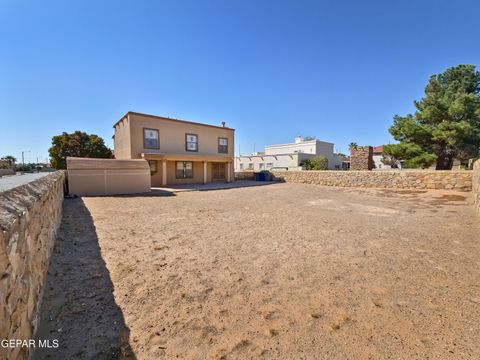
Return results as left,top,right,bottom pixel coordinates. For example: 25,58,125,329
218,138,228,153
148,160,157,173
186,134,198,152
143,128,159,149
266,163,273,168
176,161,193,178
239,163,244,170
248,163,253,170
259,163,264,170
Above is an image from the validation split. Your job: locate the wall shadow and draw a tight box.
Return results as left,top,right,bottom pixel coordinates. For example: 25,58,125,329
33,198,136,360
149,180,279,194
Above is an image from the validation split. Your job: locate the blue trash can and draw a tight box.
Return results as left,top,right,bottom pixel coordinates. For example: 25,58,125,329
254,172,269,181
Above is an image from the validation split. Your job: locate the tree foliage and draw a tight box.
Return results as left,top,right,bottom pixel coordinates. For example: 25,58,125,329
302,156,328,170
49,131,113,169
16,163,37,172
386,64,480,169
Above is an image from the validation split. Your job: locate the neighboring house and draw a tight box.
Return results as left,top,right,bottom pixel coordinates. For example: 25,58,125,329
235,152,319,172
339,155,350,170
372,145,391,170
235,136,343,171
113,112,234,186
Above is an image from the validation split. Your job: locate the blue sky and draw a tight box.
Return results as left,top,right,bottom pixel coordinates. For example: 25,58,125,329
1,0,479,162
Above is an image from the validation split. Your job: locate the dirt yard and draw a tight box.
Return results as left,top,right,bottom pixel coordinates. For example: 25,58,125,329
34,183,480,359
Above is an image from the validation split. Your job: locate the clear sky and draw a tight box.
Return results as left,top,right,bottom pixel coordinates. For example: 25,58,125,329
1,0,479,162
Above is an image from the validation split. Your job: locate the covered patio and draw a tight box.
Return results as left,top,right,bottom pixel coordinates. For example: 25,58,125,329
141,152,233,186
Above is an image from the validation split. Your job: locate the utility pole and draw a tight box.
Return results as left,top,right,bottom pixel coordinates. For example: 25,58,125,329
21,150,30,165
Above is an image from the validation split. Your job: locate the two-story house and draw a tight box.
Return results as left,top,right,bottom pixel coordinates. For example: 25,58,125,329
113,112,235,186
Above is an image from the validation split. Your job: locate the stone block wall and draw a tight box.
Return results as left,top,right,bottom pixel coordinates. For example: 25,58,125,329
271,170,472,191
235,171,255,180
350,146,374,170
0,171,64,360
473,160,480,213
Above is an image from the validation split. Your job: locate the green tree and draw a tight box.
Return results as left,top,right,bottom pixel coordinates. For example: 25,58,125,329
349,142,358,149
49,131,113,169
383,143,437,168
386,64,480,169
15,163,35,172
302,156,329,170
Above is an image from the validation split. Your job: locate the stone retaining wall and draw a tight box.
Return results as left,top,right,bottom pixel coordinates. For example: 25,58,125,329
235,171,255,180
0,171,64,360
473,160,480,213
271,170,472,191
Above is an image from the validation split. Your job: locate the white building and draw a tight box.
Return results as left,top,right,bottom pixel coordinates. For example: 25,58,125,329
235,136,343,171
372,146,391,170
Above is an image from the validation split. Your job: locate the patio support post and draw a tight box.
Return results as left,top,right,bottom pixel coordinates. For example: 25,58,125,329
203,161,207,184
162,160,167,186
227,162,231,182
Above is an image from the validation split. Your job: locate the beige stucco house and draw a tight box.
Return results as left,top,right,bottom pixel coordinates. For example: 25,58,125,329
113,112,235,186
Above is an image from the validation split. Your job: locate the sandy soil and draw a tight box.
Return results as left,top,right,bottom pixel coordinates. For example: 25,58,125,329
35,183,480,359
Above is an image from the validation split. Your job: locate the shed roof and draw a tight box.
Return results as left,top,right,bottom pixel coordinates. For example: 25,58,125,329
66,157,150,170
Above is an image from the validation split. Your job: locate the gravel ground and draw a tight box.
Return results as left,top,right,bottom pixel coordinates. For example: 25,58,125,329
35,183,480,359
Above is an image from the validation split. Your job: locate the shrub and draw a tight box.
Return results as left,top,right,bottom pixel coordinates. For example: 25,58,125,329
302,156,329,170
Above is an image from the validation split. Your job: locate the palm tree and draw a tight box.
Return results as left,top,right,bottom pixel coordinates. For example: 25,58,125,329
349,142,358,149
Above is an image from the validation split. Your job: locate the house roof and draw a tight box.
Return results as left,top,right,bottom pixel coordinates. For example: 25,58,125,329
373,145,384,154
113,111,235,131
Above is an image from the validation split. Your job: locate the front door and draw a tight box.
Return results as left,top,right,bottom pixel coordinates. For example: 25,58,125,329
212,162,226,181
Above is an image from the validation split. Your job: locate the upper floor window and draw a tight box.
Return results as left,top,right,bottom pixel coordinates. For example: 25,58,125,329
239,163,244,170
218,138,228,153
186,134,198,152
259,163,264,170
144,128,159,149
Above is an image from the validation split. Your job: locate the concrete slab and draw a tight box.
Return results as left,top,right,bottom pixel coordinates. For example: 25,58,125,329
152,180,275,193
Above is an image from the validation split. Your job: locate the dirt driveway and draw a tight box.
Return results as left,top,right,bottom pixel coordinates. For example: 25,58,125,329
35,183,480,359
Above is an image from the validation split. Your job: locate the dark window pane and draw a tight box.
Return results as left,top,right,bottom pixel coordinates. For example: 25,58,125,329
145,138,159,148
186,142,197,151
